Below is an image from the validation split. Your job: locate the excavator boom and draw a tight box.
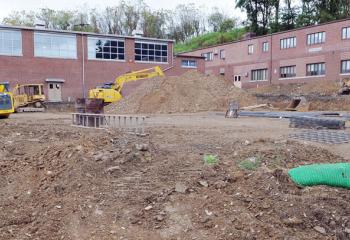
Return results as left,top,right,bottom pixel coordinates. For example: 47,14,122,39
89,66,164,104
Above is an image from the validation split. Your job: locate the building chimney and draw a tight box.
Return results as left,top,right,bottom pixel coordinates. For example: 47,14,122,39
34,20,46,29
132,30,144,37
242,32,256,40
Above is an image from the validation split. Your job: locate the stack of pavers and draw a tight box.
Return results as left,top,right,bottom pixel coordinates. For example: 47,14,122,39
289,130,350,144
289,116,346,130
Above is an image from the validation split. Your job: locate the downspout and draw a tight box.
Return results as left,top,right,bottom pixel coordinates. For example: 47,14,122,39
269,33,273,85
81,33,86,98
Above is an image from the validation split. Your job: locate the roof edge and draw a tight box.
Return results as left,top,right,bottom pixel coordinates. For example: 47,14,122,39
0,24,175,43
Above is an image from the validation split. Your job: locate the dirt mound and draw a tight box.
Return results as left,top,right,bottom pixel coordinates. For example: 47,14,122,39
106,71,257,114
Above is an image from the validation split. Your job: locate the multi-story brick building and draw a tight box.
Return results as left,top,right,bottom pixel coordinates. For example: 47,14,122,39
180,18,350,89
0,25,204,102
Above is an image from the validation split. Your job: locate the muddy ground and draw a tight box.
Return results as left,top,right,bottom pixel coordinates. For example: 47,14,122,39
1,113,350,240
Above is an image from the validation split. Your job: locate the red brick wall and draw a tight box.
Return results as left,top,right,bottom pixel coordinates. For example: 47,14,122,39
181,19,350,89
0,29,200,101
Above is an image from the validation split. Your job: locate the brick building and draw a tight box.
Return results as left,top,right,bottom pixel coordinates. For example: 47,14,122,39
0,25,204,102
180,18,350,89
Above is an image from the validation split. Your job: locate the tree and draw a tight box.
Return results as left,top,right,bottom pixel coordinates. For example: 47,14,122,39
141,9,168,38
2,10,35,27
219,19,236,32
280,0,299,30
208,8,226,32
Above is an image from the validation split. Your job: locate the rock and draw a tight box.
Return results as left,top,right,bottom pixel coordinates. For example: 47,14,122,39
205,209,213,216
214,180,227,189
124,149,131,154
144,205,153,211
198,180,209,187
135,144,149,151
106,166,121,173
155,215,164,221
314,226,326,235
283,217,303,226
175,182,188,193
75,145,83,151
94,153,104,162
244,140,251,146
200,216,211,223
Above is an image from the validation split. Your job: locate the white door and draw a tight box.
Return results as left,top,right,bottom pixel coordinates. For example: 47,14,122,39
233,75,242,88
48,83,62,102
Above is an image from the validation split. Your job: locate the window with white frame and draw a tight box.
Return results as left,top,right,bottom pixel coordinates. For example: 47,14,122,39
306,63,325,76
341,60,350,74
262,42,269,52
88,37,125,60
280,65,296,78
202,52,213,61
307,32,325,45
342,27,350,39
34,32,77,59
220,49,225,59
280,37,296,49
134,41,168,63
248,44,254,55
181,60,197,68
251,69,268,81
0,29,22,56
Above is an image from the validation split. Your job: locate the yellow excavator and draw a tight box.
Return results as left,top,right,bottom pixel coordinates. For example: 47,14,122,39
89,66,164,104
0,82,14,118
12,84,46,112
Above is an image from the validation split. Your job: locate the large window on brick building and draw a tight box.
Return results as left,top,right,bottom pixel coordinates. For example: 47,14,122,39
202,52,213,61
306,63,325,76
0,29,22,56
34,32,77,59
307,32,325,45
280,65,296,78
341,60,350,74
248,44,254,54
280,37,296,49
251,69,268,81
88,37,125,60
342,27,350,39
181,60,197,68
134,41,168,63
262,42,269,52
220,50,225,59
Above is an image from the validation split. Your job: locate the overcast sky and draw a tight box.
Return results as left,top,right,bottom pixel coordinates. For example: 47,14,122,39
0,0,244,19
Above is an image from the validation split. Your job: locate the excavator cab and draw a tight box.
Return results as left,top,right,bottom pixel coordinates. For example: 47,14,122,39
0,82,14,118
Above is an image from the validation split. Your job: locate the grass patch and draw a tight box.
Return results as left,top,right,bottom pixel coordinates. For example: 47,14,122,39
203,154,218,166
174,28,247,53
238,156,262,171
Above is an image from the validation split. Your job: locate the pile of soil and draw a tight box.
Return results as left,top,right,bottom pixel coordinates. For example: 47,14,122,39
106,71,257,114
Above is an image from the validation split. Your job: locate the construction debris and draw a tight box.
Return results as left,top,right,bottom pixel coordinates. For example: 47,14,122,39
289,116,346,130
289,130,350,144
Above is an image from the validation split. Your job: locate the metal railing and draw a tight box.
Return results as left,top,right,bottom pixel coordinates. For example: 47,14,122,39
71,113,147,135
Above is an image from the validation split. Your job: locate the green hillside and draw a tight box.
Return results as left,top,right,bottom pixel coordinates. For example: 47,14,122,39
174,28,247,53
